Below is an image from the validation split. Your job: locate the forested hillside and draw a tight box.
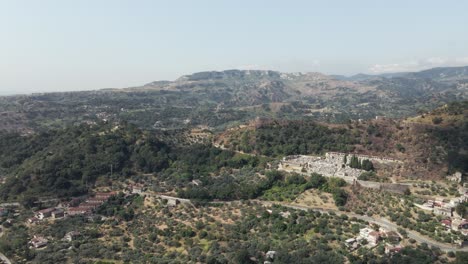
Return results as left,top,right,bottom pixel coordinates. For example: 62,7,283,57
216,101,468,179
1,100,465,204
216,119,358,156
0,123,267,204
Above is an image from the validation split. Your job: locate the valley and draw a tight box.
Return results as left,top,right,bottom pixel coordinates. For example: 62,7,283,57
0,67,467,263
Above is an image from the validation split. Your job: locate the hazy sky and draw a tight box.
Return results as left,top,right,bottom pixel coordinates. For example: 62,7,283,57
1,0,468,95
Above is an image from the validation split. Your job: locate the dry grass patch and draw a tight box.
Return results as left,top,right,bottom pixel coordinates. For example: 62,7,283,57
292,189,337,210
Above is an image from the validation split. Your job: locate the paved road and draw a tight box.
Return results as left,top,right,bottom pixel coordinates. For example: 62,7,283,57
0,252,11,264
147,192,468,252
212,143,269,158
255,200,468,252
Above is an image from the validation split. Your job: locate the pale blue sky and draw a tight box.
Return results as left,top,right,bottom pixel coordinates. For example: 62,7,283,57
1,0,468,94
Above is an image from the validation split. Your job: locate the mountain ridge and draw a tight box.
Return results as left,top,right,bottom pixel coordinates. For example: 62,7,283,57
0,65,467,133
160,65,468,85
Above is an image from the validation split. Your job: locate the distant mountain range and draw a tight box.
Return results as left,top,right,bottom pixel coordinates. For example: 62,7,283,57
0,66,467,132
333,66,468,81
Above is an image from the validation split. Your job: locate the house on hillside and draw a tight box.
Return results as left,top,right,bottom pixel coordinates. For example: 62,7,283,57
424,200,435,208
51,209,65,219
441,219,452,230
95,192,115,199
27,217,40,224
385,244,402,255
434,207,453,217
359,227,373,238
131,184,145,194
383,231,401,244
64,231,81,242
36,208,55,220
86,197,107,205
67,207,89,216
30,236,48,248
345,238,359,250
368,231,381,246
79,203,97,210
450,197,463,207
60,197,83,208
359,227,380,246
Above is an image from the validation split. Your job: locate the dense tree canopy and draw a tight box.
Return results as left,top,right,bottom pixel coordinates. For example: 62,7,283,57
0,124,267,203
231,120,358,157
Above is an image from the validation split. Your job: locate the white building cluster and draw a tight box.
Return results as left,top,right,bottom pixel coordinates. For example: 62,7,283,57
279,153,370,181
345,226,402,252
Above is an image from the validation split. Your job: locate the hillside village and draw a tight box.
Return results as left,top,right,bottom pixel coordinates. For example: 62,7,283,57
0,146,466,263
415,184,468,236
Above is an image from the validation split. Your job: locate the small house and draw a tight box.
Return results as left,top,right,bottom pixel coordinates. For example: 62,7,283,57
28,217,40,224
359,227,373,238
51,209,65,219
131,184,144,194
441,219,452,230
345,238,359,250
368,231,381,245
30,236,48,248
384,231,401,243
385,244,402,255
67,207,88,216
64,231,81,242
434,207,453,217
36,208,55,220
95,192,115,199
79,203,97,210
86,197,107,205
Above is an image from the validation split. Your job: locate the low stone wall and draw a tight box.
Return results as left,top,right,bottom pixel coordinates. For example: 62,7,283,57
326,152,402,164
357,180,381,189
380,183,409,194
356,181,409,194
157,195,192,205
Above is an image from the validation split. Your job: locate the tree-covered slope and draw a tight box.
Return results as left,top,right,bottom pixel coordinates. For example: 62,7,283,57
216,101,468,179
0,123,172,201
216,119,358,157
0,122,270,203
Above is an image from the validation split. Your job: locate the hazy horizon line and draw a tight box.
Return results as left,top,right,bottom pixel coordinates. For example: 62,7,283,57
1,64,467,97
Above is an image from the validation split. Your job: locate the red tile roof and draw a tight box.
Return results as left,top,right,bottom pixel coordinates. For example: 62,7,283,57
37,208,55,214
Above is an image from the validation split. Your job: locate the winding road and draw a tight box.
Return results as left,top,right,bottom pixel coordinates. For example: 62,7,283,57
208,144,467,252
255,200,468,252
146,192,468,252
0,252,11,264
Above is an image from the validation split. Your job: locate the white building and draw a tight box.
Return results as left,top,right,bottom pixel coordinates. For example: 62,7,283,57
30,236,48,248
359,227,380,246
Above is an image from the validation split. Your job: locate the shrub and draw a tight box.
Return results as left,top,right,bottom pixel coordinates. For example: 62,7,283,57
432,117,443,124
